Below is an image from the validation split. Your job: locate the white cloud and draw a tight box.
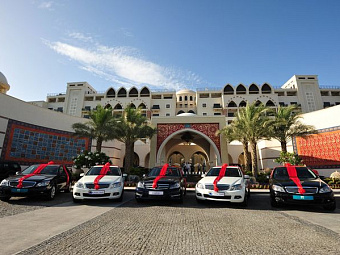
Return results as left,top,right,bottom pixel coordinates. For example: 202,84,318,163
68,32,93,43
44,37,203,91
38,1,54,10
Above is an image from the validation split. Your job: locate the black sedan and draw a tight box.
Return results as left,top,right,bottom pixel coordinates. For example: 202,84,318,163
135,165,186,203
0,163,72,201
269,165,336,211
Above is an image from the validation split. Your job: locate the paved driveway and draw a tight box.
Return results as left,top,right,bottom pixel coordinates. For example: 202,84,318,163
1,192,340,255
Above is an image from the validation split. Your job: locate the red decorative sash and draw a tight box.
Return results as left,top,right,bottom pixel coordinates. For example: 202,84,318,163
285,163,306,194
213,164,228,192
93,163,111,190
152,164,169,189
17,163,49,188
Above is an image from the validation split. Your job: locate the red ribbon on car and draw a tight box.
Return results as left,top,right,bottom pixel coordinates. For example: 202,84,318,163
93,162,111,190
152,164,169,189
285,163,306,194
213,163,228,192
16,161,55,188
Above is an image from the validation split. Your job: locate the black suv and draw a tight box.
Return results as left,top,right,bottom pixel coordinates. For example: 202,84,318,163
135,165,186,203
0,163,72,201
0,160,21,182
269,165,336,211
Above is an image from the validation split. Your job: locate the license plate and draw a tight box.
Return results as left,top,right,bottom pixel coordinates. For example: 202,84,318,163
11,188,28,193
209,192,225,196
88,190,104,194
149,191,163,195
293,195,314,200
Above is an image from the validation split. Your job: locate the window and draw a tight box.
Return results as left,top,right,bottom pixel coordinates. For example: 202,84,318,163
166,113,170,116
279,102,285,106
202,103,207,108
199,93,209,98
57,107,63,112
152,114,159,117
163,95,173,99
84,106,91,111
213,103,222,108
166,104,170,108
306,92,316,112
190,96,193,101
290,102,298,105
323,102,331,108
152,105,160,109
185,96,188,101
214,112,221,116
203,113,207,116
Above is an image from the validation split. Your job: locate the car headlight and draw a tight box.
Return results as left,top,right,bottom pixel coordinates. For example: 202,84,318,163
230,183,243,191
110,182,122,189
36,180,50,187
137,182,144,188
319,185,331,193
170,182,180,189
196,183,204,189
272,184,285,192
0,179,9,187
75,182,84,189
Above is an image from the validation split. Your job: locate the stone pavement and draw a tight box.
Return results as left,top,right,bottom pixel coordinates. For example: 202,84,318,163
14,193,340,255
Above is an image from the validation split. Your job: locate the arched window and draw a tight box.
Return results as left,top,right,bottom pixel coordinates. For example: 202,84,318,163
117,88,127,97
255,100,262,106
106,88,115,98
129,103,136,109
140,87,150,97
138,103,146,109
177,110,185,115
239,101,247,107
179,96,182,101
190,96,193,101
249,84,259,94
261,83,272,94
236,84,246,94
104,104,112,109
185,96,188,101
188,110,195,114
114,104,123,110
228,101,237,107
266,100,275,107
223,84,234,95
129,87,138,97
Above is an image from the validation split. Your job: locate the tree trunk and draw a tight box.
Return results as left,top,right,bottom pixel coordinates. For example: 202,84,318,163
242,142,250,173
250,141,258,178
281,141,287,153
124,140,134,174
96,137,103,152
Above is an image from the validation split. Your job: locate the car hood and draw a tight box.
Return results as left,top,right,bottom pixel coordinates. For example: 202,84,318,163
199,176,242,185
6,174,55,182
142,176,181,184
78,175,122,183
272,178,325,187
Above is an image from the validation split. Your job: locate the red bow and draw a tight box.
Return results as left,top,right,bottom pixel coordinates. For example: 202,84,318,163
152,164,169,189
213,164,228,192
93,163,111,190
285,163,306,194
17,164,48,188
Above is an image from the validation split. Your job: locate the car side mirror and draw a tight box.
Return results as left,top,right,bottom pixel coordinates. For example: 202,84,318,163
244,175,250,179
16,171,21,175
201,174,206,178
123,173,128,177
80,173,85,177
143,174,146,178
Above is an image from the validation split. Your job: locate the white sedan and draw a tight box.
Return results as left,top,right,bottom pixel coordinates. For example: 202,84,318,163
195,166,250,206
73,165,125,202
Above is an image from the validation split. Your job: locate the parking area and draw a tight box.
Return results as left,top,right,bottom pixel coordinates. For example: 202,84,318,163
1,191,339,255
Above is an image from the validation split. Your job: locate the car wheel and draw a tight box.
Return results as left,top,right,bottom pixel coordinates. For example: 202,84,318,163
196,197,204,204
0,196,11,202
116,190,124,202
240,193,248,207
46,184,56,200
135,197,143,203
270,197,281,208
73,197,81,203
247,188,251,198
323,201,336,211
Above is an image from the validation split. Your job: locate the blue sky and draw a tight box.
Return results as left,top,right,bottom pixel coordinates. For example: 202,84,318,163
1,0,340,101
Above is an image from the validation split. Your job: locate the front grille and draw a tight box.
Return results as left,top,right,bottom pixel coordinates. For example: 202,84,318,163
144,183,170,190
9,181,36,188
83,193,110,197
205,184,230,190
285,186,318,194
204,194,231,199
85,183,110,189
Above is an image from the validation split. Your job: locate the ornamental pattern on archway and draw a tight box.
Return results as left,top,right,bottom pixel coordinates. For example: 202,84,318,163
157,123,221,152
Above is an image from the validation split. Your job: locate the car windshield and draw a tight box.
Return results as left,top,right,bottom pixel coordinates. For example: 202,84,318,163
273,167,317,180
206,167,242,177
21,165,59,175
148,167,181,177
86,166,121,176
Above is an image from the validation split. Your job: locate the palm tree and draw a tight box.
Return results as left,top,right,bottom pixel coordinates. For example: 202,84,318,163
114,106,157,174
218,121,251,173
269,105,317,153
236,102,271,177
72,105,117,152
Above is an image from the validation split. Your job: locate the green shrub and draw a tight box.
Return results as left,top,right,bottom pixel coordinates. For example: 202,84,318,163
274,152,302,165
